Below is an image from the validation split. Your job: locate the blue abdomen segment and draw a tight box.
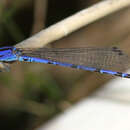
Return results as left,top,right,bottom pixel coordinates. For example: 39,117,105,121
18,56,97,70
19,56,54,64
99,69,130,78
18,56,130,78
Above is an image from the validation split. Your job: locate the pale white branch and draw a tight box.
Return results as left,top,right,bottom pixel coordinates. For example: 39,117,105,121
15,0,130,48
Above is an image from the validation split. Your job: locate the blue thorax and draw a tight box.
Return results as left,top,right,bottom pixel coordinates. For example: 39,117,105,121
0,46,18,62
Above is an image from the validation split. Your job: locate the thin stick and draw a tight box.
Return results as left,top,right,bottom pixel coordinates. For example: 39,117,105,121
15,0,130,48
31,0,48,34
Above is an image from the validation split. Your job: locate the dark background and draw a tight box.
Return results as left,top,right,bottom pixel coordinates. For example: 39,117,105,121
0,0,130,129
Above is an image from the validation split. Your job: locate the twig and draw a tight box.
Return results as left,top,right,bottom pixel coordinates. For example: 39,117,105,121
15,0,130,48
31,0,48,34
